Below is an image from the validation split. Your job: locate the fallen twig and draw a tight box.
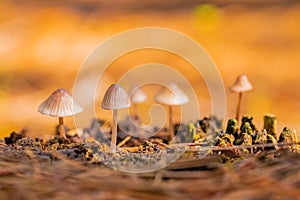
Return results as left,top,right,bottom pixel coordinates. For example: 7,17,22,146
117,136,131,147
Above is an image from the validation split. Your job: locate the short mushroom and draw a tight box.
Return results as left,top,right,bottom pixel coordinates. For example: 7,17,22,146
102,84,131,152
154,83,189,141
230,75,253,121
38,88,83,137
130,87,147,116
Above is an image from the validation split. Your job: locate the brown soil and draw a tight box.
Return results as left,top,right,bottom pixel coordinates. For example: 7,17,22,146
0,136,299,200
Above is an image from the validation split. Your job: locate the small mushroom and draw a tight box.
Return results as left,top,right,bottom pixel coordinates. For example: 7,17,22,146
230,75,253,121
102,84,131,152
154,83,189,141
130,87,147,116
38,88,83,137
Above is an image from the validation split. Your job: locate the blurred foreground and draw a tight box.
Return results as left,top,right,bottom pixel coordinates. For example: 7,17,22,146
0,142,299,199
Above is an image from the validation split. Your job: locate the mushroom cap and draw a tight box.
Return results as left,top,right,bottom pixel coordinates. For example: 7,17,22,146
154,83,189,106
101,84,131,110
230,75,253,93
130,87,147,104
38,88,83,117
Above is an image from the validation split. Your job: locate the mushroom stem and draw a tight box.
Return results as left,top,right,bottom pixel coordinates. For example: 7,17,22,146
133,103,138,116
58,117,66,137
236,92,243,121
169,106,174,141
59,117,64,126
111,109,118,152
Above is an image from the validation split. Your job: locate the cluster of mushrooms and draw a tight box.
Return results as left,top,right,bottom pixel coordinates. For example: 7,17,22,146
38,75,253,152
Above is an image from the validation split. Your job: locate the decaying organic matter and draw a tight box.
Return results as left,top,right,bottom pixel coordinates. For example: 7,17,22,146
1,130,300,200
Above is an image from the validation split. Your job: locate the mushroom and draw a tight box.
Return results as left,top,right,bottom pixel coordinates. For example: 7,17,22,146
102,84,131,152
230,75,253,121
154,83,189,141
38,88,83,137
130,87,147,116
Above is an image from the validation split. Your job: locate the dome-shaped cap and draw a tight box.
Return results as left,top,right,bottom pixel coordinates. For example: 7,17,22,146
154,83,189,106
38,88,83,117
230,75,253,93
130,87,147,104
102,84,131,110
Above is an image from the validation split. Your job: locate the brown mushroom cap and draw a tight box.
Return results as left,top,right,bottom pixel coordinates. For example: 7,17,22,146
102,84,131,110
38,88,83,117
154,83,189,106
230,75,253,93
130,87,147,104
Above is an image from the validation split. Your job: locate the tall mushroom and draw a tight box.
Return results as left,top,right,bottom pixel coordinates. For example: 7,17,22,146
230,75,253,121
102,84,131,152
154,83,189,141
38,88,83,137
130,87,147,116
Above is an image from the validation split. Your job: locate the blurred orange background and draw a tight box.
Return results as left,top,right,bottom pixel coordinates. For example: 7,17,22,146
0,0,299,137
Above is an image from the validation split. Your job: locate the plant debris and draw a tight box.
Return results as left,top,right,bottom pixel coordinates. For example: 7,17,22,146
1,115,299,199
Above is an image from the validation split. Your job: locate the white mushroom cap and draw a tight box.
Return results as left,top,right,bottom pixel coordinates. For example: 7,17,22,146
230,75,253,93
38,88,83,117
154,83,189,106
130,87,147,104
102,84,131,110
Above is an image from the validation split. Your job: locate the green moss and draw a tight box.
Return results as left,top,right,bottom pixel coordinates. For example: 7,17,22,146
225,119,238,135
215,133,235,146
263,114,277,139
241,116,258,132
254,130,268,145
278,127,293,143
235,122,253,145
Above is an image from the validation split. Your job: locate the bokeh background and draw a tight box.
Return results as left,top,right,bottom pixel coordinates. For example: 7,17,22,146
0,0,299,137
